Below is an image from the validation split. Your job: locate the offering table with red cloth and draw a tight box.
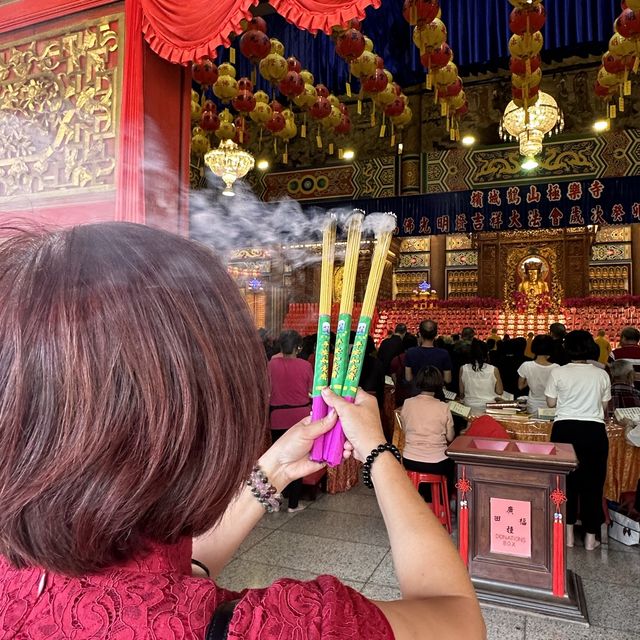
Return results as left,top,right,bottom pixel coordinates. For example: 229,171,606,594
470,416,640,504
447,436,588,624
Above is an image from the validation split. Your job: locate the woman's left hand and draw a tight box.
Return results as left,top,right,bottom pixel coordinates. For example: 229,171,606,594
258,410,337,492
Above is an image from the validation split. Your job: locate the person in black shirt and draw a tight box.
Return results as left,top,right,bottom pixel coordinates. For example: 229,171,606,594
377,323,407,374
549,322,569,365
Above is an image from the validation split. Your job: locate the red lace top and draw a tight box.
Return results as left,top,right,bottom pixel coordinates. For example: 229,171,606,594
0,538,394,639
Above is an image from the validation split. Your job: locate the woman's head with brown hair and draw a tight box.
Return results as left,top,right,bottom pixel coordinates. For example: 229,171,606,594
0,222,269,575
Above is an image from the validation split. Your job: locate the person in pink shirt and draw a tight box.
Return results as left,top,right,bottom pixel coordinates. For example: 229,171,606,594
401,366,455,500
268,330,313,512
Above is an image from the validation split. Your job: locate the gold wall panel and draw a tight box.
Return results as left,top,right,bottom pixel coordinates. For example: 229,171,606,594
446,233,473,250
0,14,121,203
398,252,430,270
595,226,631,243
399,236,430,252
446,250,478,267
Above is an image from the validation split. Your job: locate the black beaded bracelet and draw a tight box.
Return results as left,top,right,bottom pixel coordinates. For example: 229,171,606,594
362,443,402,489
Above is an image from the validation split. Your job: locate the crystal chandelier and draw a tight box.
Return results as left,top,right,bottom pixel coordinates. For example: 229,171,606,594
204,139,255,197
500,91,564,160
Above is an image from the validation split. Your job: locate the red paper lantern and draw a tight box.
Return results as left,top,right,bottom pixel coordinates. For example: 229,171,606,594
384,97,406,117
279,71,305,97
310,96,332,119
202,100,217,114
237,77,253,92
315,84,330,98
375,55,385,69
335,114,352,134
200,110,220,131
391,82,403,96
270,100,284,113
510,54,541,75
265,111,286,133
456,102,469,118
287,57,302,73
232,90,256,113
402,0,440,26
615,9,640,39
421,43,452,70
192,58,218,85
442,77,463,97
239,30,271,64
603,52,627,73
362,68,389,93
509,4,546,36
336,28,366,62
594,81,615,98
248,16,267,33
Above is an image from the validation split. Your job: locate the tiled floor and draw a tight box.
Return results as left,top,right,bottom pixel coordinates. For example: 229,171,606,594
217,484,640,639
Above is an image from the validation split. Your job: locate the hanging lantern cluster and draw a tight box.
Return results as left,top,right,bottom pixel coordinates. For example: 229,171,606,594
405,0,467,140
333,21,410,149
507,0,546,112
594,1,640,122
500,0,564,160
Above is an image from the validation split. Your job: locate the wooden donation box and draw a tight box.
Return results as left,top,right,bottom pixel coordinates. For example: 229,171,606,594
447,436,588,624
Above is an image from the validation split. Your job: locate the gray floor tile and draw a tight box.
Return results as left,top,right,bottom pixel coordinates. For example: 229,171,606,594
216,559,317,591
568,545,640,586
280,508,390,547
241,530,388,583
256,506,309,529
525,616,640,640
309,491,383,518
236,526,275,555
368,551,399,588
360,583,402,600
606,538,639,554
480,606,525,640
582,577,640,633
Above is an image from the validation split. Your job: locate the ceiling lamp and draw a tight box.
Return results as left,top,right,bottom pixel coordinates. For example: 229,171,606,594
500,91,564,158
204,139,255,197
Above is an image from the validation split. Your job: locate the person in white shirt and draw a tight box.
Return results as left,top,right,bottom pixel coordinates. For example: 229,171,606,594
545,330,611,551
459,341,503,416
517,335,559,415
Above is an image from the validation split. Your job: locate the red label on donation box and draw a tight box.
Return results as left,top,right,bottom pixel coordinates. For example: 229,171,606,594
489,498,532,558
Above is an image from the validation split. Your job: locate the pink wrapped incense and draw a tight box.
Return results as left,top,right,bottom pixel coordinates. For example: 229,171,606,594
323,212,397,467
320,211,364,462
309,214,337,462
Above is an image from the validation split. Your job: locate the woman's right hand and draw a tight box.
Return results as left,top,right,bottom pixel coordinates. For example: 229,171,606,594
321,387,386,462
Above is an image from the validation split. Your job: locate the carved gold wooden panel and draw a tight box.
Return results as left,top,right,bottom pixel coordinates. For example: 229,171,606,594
0,13,121,203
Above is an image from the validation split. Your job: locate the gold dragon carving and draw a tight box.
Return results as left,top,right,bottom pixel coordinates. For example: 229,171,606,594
0,15,121,203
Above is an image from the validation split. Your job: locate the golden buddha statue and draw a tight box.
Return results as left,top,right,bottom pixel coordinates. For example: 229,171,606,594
518,260,549,305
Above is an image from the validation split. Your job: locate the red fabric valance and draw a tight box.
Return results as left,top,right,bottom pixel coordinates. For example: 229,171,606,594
138,0,380,65
270,0,381,35
140,0,258,64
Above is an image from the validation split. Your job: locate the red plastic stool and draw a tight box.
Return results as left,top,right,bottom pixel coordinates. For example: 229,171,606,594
406,472,452,533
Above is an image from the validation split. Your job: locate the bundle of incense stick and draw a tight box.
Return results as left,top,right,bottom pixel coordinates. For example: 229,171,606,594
319,211,364,461
322,212,397,467
310,214,338,461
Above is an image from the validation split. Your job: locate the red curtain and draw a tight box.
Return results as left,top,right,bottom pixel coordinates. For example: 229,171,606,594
140,0,259,64
137,0,379,65
116,0,145,222
270,0,381,34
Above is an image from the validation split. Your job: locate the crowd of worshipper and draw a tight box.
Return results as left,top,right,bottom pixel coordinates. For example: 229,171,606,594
260,321,640,546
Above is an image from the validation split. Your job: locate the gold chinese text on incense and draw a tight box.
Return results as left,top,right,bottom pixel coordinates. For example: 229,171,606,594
0,14,122,203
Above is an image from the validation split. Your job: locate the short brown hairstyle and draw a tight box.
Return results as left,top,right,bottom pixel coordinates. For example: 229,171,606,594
0,222,269,575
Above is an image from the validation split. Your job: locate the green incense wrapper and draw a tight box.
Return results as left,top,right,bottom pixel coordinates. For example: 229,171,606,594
342,316,372,399
312,314,332,396
329,312,352,395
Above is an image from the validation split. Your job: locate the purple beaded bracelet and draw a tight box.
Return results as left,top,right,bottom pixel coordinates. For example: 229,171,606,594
247,466,283,513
